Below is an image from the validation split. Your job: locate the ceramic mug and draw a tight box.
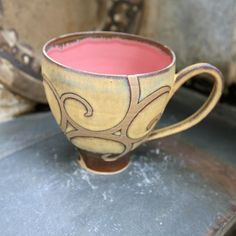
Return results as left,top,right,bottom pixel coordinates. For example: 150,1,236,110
42,31,223,174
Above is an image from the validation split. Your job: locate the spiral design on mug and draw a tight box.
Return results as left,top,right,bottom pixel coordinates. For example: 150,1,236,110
43,74,170,161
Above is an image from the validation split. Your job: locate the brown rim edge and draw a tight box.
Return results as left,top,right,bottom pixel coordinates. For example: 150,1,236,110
42,31,176,78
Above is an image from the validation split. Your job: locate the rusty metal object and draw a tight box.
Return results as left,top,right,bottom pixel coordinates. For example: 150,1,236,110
150,136,236,199
207,206,236,236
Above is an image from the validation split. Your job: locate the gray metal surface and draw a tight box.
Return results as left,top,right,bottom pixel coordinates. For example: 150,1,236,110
0,88,236,236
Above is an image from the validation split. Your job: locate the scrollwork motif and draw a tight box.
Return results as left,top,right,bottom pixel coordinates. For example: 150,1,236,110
43,74,170,161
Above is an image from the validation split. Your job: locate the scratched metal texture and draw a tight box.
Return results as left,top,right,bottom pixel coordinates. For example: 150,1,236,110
0,88,235,236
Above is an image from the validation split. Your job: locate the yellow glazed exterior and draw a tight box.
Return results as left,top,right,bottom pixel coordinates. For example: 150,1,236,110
42,32,223,173
42,54,175,160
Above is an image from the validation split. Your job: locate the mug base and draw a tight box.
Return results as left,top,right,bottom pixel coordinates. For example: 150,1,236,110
77,150,130,175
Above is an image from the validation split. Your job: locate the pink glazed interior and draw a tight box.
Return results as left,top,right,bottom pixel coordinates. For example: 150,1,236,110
47,38,172,75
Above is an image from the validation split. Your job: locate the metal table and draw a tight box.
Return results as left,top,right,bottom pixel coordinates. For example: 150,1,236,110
0,88,236,236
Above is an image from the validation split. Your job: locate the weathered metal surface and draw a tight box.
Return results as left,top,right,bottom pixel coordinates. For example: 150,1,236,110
0,88,235,236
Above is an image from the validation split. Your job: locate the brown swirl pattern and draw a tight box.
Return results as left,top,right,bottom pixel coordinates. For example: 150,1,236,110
43,74,170,161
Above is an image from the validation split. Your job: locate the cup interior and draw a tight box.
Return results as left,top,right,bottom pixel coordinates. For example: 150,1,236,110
44,32,174,76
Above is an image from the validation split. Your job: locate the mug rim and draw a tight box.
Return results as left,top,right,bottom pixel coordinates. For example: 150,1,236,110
42,31,176,78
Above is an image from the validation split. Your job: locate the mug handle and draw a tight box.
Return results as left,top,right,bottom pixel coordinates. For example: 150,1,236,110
147,63,224,141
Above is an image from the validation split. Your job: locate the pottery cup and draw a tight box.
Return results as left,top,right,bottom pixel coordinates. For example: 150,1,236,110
42,31,223,174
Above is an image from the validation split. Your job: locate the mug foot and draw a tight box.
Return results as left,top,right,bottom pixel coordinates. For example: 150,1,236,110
77,150,130,175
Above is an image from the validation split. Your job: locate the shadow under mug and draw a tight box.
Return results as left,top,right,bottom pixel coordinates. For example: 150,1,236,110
42,31,224,174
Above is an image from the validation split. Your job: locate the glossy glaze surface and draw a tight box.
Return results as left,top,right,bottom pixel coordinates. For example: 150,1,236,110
47,38,172,75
